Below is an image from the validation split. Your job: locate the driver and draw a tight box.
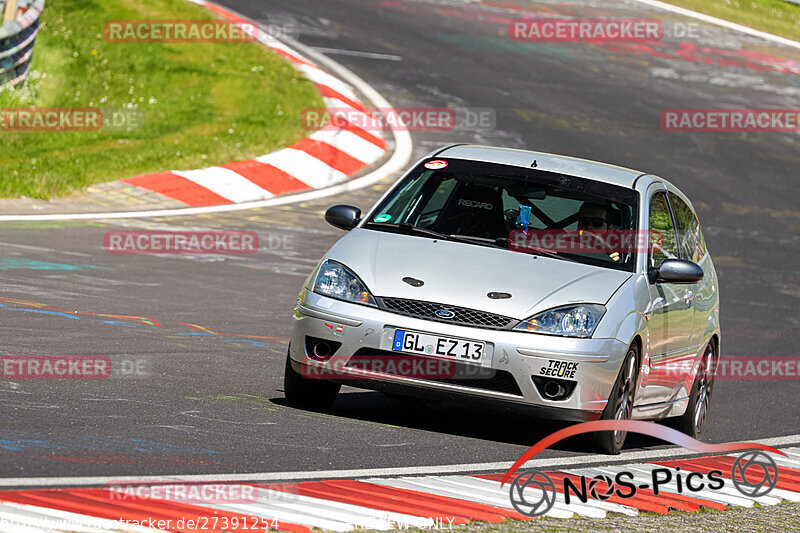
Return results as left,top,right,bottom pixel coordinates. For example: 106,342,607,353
577,202,621,262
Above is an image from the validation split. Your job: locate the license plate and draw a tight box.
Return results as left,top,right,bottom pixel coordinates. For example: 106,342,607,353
392,329,486,364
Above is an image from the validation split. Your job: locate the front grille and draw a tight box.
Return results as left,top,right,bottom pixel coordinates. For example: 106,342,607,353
348,349,522,396
378,297,514,330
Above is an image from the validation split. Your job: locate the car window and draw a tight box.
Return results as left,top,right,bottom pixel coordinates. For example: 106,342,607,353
416,175,458,226
649,192,679,269
668,192,707,263
370,171,431,224
365,158,640,272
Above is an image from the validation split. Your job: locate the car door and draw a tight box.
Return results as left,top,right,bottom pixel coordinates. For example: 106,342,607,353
668,191,714,395
642,191,695,405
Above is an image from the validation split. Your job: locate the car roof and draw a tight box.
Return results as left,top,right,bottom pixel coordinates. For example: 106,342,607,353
435,145,648,189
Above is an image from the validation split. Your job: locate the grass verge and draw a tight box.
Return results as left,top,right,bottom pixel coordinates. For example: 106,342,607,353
0,0,323,199
660,0,800,42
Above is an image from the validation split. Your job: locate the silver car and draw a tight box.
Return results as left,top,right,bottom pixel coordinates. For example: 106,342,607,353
285,145,720,453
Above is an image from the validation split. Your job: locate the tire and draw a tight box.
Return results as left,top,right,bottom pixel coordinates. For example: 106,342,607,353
670,343,716,440
595,343,639,454
283,348,340,410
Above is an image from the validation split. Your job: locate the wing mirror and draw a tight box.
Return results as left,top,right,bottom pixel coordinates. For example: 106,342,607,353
648,258,704,284
325,205,361,231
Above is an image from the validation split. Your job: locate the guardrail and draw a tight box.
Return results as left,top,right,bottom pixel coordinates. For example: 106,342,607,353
0,0,44,91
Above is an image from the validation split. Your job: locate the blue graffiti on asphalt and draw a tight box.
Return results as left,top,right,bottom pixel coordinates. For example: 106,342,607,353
222,339,267,347
102,320,160,328
0,430,221,454
0,304,80,320
0,258,108,271
0,297,288,347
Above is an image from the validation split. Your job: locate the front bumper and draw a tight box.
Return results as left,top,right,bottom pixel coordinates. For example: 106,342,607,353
289,290,630,421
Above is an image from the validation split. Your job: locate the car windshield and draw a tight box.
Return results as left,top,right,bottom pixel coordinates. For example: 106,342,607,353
363,158,640,271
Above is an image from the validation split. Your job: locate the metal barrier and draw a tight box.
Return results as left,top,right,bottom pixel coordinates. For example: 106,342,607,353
0,0,44,90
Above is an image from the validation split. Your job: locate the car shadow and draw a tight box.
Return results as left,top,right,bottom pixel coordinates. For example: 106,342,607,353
270,390,666,455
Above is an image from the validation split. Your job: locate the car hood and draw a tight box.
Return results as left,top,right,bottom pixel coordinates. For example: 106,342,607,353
325,228,632,319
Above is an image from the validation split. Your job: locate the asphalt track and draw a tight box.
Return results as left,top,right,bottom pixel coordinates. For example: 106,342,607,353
1,0,799,480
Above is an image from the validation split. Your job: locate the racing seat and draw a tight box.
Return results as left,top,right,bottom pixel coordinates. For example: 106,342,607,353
430,183,507,239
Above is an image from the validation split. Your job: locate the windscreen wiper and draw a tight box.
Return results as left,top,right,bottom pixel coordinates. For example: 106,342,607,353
523,248,579,263
363,221,449,240
449,234,509,248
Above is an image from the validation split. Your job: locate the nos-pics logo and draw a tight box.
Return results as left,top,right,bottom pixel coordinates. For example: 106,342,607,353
504,420,782,517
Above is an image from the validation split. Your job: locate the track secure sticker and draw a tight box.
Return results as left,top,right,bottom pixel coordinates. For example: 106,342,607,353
424,159,448,170
540,360,578,379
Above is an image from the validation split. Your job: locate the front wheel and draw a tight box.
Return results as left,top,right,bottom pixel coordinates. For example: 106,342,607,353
595,344,638,454
669,343,715,440
283,348,340,410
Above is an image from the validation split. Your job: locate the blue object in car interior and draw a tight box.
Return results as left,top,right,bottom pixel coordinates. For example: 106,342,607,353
516,205,531,231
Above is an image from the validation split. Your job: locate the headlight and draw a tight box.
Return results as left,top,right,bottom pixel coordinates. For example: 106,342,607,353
313,260,376,306
514,304,606,338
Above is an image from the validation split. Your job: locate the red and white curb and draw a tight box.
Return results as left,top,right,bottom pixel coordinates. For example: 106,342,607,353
123,1,387,208
1,447,799,532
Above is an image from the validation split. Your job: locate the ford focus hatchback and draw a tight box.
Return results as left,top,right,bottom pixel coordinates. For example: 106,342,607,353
285,145,720,453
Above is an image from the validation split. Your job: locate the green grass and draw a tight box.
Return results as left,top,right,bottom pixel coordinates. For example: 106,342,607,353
662,0,800,41
0,0,323,199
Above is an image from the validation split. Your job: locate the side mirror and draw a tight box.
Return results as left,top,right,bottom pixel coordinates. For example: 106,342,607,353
325,205,361,231
648,258,704,284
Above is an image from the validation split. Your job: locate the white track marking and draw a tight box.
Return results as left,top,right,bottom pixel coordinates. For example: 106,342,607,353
172,167,273,202
576,464,742,506
367,476,518,511
311,48,403,61
782,448,800,460
573,465,744,508
0,501,162,532
263,40,316,65
310,129,385,163
461,475,605,518
734,451,800,471
618,464,773,507
628,0,800,51
372,474,635,517
408,475,576,519
253,488,433,529
1,435,798,488
255,148,346,188
0,523,50,533
202,500,354,532
0,508,108,532
430,474,637,517
322,97,379,131
232,492,391,530
630,463,781,506
298,64,357,100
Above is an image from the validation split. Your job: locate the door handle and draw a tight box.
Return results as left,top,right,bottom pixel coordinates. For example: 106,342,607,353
646,297,665,319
